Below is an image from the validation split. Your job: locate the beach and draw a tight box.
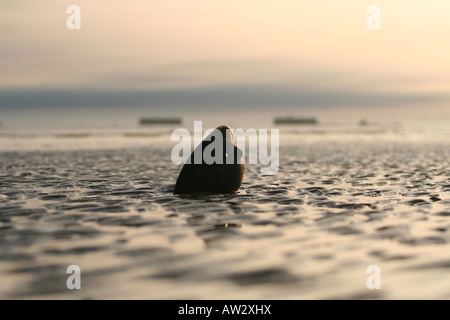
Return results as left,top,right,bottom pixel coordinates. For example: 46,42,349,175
1,131,449,299
3,0,450,302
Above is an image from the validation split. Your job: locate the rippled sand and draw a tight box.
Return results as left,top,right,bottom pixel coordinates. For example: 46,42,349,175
1,140,449,299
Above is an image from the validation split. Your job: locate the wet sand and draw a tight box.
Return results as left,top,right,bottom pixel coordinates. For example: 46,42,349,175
0,140,449,299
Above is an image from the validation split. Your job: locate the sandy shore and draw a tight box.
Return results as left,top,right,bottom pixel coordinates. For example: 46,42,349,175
0,140,449,299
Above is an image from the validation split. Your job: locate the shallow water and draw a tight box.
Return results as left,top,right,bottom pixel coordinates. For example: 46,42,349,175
0,140,449,299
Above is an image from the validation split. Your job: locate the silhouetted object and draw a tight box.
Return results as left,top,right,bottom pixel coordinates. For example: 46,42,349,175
139,117,182,125
174,125,245,194
274,117,318,125
359,119,369,126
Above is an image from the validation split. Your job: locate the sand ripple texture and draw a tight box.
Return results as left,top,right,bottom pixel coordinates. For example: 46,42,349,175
0,141,449,299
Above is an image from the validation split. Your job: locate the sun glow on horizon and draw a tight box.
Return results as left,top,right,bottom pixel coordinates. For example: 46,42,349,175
1,0,450,112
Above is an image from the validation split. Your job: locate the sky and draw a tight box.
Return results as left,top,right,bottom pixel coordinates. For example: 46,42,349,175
1,0,449,113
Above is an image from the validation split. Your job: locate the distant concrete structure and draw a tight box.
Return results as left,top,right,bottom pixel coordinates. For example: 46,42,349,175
139,117,182,125
274,116,318,125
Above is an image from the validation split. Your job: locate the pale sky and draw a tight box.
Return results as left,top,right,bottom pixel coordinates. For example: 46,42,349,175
1,0,449,111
